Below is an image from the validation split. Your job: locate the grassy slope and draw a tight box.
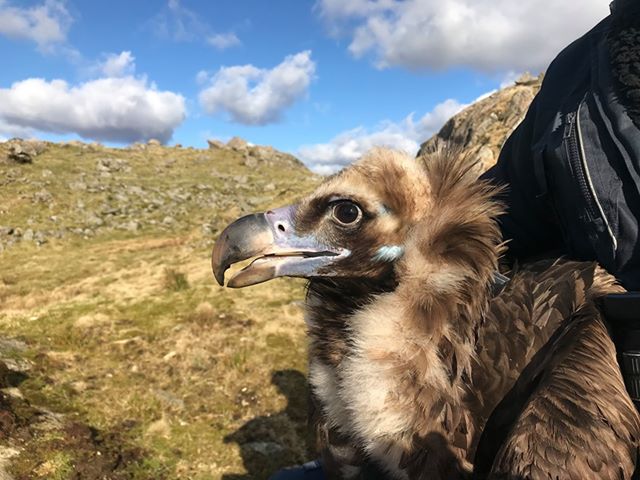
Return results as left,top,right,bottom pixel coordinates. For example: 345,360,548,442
0,142,320,479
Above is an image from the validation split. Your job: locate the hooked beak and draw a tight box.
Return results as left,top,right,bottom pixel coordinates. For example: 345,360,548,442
211,205,349,288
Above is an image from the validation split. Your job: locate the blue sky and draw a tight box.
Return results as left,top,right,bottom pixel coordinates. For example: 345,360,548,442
0,0,610,172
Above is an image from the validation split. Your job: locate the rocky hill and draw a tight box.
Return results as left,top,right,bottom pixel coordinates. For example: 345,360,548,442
0,138,318,479
0,137,311,253
419,73,543,172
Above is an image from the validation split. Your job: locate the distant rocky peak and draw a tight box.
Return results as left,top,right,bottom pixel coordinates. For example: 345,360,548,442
419,72,543,173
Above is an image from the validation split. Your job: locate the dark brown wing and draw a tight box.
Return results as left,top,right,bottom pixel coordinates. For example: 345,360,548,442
473,303,640,479
483,308,639,479
469,260,606,430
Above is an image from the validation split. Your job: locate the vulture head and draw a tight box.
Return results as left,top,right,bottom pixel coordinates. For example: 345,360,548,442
212,149,437,288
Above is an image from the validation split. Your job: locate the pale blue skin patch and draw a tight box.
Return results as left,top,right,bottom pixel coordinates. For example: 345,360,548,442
378,205,391,215
373,245,404,262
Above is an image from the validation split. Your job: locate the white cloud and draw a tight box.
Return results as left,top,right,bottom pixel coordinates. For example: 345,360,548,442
0,0,73,52
298,98,465,174
199,51,316,125
0,119,34,139
195,70,209,85
152,0,207,42
0,76,186,144
316,0,609,72
92,51,136,78
207,32,241,50
151,0,242,49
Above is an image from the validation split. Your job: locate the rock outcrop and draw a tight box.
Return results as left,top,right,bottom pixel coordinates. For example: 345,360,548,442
206,136,306,169
0,138,316,253
419,73,543,172
5,139,47,164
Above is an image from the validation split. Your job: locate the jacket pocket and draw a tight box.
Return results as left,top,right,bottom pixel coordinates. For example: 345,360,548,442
543,95,618,265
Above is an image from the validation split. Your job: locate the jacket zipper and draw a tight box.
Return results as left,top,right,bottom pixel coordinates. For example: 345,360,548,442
564,104,618,250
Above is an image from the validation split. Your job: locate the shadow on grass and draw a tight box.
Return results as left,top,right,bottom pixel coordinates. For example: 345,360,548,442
223,369,312,480
0,359,153,480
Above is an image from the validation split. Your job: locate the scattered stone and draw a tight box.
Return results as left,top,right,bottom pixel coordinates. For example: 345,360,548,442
201,223,215,235
6,139,46,164
34,231,47,245
32,190,52,203
96,158,130,173
129,142,147,151
234,175,248,185
162,351,178,362
243,156,258,168
70,381,88,393
122,221,140,232
0,445,20,480
227,136,248,151
145,417,171,438
85,213,104,227
162,216,176,226
126,185,145,196
147,138,161,146
0,339,28,353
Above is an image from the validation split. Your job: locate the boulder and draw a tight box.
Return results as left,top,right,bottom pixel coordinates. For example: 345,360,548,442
129,142,147,151
227,136,248,151
6,139,46,164
207,139,225,150
243,156,258,168
96,158,130,173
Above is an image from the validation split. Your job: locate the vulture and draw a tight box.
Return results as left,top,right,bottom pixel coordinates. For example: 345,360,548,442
212,148,640,479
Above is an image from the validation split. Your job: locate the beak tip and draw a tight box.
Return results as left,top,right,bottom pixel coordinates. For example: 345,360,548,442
211,253,227,286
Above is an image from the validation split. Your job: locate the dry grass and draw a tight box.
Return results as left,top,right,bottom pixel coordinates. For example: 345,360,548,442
0,142,320,479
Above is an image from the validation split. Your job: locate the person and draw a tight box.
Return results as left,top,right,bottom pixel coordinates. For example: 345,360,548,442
270,1,640,477
484,0,640,292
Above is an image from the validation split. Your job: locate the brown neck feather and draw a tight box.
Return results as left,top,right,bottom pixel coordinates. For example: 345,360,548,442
306,276,397,368
398,152,504,383
391,151,505,464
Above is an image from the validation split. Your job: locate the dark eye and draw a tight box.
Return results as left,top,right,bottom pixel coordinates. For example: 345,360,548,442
332,201,362,226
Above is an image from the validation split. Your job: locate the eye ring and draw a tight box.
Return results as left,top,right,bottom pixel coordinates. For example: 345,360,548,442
331,201,362,226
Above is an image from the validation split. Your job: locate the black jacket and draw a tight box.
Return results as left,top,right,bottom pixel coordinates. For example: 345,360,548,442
484,1,640,290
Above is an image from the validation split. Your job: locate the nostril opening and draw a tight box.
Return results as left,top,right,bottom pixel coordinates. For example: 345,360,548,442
277,223,286,232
